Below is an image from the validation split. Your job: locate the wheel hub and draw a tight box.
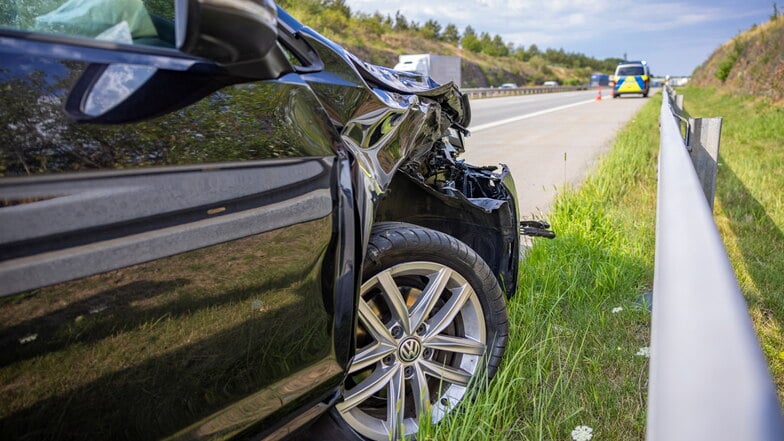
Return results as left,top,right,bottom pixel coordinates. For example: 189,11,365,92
397,337,421,362
337,261,489,441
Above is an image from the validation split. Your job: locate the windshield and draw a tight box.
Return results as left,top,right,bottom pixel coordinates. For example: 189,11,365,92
0,0,175,47
617,66,645,76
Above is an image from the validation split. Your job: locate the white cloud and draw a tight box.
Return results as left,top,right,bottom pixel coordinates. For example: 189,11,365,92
346,0,744,45
343,0,771,74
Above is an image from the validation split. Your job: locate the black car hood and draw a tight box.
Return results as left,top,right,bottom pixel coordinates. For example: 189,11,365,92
346,52,471,129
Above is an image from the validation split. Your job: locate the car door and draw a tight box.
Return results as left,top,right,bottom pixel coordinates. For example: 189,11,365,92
0,2,353,439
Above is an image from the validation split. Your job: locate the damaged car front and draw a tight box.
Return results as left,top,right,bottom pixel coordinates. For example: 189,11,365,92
281,9,521,299
278,8,523,440
0,2,525,441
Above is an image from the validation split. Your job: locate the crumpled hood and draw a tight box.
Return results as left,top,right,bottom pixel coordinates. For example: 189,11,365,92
346,52,471,130
290,20,471,193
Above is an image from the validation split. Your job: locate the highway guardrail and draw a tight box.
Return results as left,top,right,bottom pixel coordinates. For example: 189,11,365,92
462,85,588,99
646,86,784,440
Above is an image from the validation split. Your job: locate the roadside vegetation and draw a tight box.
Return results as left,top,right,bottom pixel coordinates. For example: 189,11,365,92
422,85,784,439
419,96,662,440
691,13,784,101
686,5,784,400
417,86,783,440
276,0,623,87
678,87,784,402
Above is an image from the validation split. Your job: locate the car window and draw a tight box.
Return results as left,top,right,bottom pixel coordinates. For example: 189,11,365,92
0,0,175,48
617,66,645,76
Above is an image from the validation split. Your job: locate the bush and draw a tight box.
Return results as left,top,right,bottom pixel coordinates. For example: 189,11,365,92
715,38,745,82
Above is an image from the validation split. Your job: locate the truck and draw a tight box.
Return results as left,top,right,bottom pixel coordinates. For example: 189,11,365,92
393,54,462,87
590,73,610,87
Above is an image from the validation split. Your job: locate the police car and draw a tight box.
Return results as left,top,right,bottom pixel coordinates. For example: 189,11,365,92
611,60,651,98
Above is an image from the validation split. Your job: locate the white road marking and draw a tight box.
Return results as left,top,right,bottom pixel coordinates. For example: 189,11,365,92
470,98,599,133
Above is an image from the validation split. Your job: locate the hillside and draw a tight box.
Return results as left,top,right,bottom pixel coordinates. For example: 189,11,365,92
691,18,784,101
278,1,620,88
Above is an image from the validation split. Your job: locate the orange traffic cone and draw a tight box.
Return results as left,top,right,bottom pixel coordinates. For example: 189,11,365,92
595,85,602,101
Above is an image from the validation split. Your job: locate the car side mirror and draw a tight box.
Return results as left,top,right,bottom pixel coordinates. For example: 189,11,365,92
176,0,288,79
64,0,289,124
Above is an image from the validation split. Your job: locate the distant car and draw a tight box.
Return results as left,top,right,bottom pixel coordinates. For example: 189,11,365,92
499,83,517,89
590,73,610,87
612,60,651,98
543,81,559,87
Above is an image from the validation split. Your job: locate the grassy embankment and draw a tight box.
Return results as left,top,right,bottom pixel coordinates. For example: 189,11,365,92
420,96,662,439
678,87,784,402
690,18,784,102
687,11,784,404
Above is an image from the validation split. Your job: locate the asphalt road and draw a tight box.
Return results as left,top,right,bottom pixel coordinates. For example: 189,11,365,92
462,88,653,220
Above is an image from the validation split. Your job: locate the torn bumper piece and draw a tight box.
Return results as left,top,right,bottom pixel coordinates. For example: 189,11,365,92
520,220,556,239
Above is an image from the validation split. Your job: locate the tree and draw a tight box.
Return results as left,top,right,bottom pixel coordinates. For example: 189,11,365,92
442,23,460,44
420,19,441,40
394,10,408,30
321,0,350,19
475,33,509,57
479,31,493,54
490,34,509,57
527,44,540,58
461,25,481,52
357,11,388,36
512,45,527,61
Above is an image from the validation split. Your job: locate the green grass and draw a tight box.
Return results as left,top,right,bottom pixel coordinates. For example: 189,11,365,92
421,86,784,440
679,87,784,402
419,96,662,440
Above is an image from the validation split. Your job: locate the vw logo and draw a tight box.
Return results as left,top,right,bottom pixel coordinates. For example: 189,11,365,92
398,338,422,362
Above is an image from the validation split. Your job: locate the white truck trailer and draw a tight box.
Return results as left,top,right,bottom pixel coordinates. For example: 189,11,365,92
393,54,462,87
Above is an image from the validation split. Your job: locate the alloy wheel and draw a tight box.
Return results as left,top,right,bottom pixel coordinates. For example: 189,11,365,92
336,261,487,441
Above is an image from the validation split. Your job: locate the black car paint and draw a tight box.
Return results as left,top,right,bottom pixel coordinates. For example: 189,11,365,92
0,43,352,441
0,4,519,440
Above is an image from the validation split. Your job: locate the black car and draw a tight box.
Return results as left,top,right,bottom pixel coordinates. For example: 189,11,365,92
0,1,521,440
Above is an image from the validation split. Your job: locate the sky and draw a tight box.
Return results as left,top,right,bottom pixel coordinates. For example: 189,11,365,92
343,0,776,76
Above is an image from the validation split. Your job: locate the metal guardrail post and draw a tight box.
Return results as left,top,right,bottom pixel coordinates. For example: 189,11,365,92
647,86,784,441
666,89,722,208
688,117,722,209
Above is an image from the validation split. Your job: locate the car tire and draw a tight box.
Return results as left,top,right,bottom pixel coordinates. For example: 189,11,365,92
333,222,509,441
642,91,649,98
